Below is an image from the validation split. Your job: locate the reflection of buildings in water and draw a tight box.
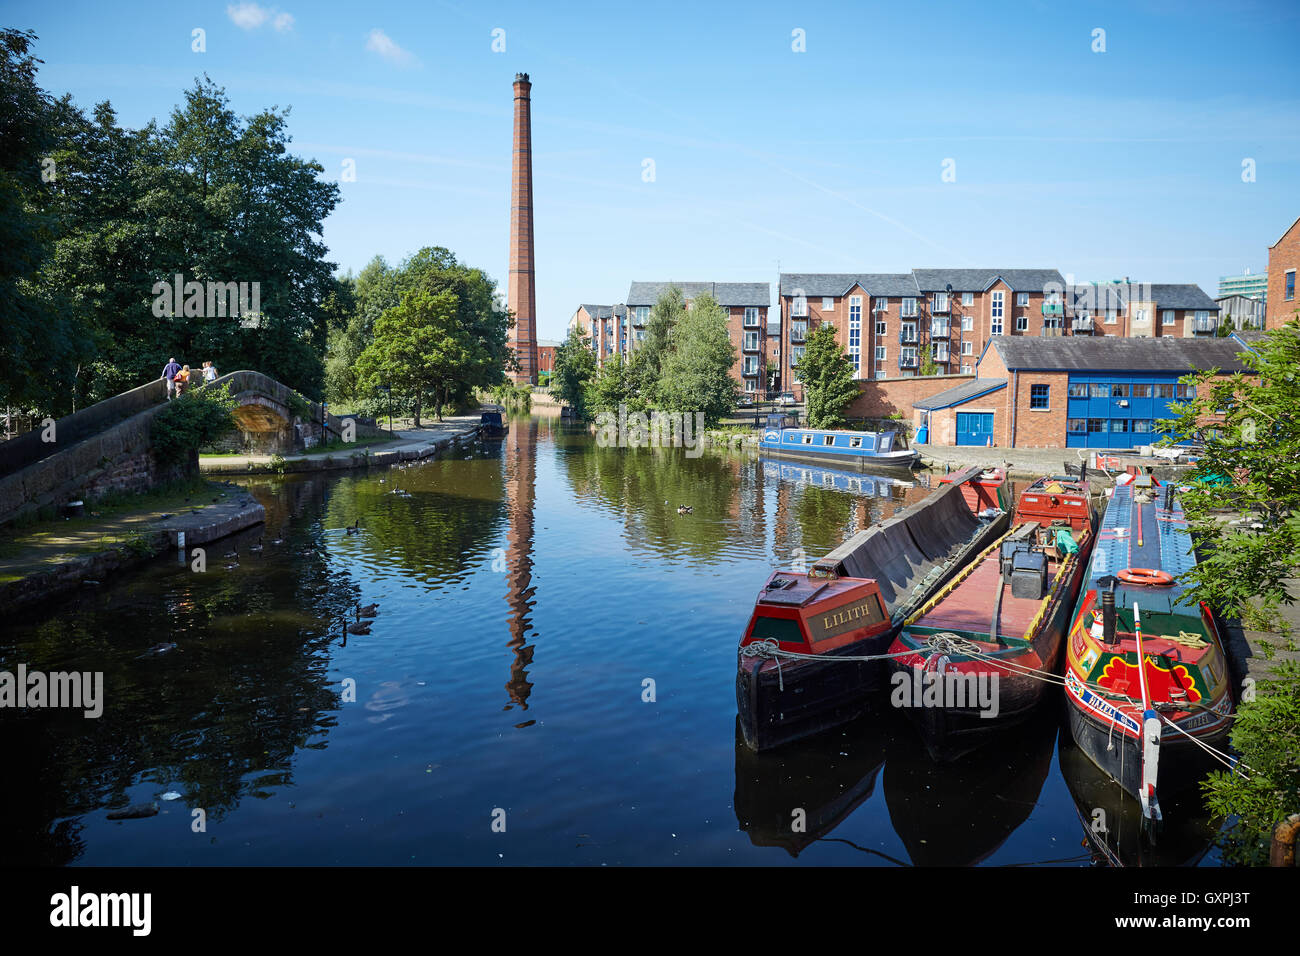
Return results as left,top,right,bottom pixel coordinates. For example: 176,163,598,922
502,417,538,710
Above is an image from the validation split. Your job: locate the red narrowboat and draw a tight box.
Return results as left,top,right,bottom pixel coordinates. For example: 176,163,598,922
736,467,1009,752
887,473,1097,757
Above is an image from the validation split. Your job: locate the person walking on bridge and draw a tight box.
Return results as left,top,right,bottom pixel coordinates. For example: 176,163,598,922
202,361,219,383
161,357,181,399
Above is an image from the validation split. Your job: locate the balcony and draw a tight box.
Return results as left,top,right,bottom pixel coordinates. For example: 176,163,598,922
1042,303,1064,317
742,339,762,352
742,365,761,377
930,320,950,338
1071,317,1094,334
932,347,950,362
1192,318,1218,335
898,325,919,344
1040,325,1064,337
898,352,919,369
930,297,950,314
790,327,807,344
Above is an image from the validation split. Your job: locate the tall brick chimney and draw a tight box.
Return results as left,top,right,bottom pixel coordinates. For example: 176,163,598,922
507,72,538,384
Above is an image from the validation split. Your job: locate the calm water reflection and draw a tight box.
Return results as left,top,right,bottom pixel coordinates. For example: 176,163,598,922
0,416,1218,865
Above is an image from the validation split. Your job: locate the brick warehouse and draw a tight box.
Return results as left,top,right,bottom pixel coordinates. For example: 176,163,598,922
909,336,1250,449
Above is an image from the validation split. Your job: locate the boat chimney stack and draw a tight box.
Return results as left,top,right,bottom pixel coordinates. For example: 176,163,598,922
1101,580,1118,645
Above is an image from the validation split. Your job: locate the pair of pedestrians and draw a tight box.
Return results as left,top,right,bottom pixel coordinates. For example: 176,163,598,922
161,359,218,398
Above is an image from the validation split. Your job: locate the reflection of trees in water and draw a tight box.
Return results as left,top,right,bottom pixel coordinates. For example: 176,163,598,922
0,567,347,865
558,442,744,562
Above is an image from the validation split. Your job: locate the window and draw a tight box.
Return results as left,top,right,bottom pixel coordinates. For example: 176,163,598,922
743,356,759,375
848,296,862,373
790,345,806,368
1111,384,1129,398
932,292,949,312
1132,383,1153,398
875,370,886,380
900,322,917,342
823,435,836,446
801,433,814,444
875,345,886,362
961,340,973,355
1287,270,1295,301
960,364,972,374
961,315,973,332
791,320,807,341
791,296,807,317
849,437,863,449
635,306,650,324
901,297,917,317
1068,382,1088,397
1090,384,1109,398
1161,310,1174,326
962,292,974,306
1015,315,1028,331
991,292,1003,334
932,342,949,361
875,319,886,336
1016,292,1029,307
743,330,759,350
1110,420,1130,433
744,307,760,326
1030,384,1050,409
1088,419,1106,433
1155,384,1176,399
1105,309,1117,324
745,378,757,393
931,318,948,337
900,346,918,366
821,297,834,311
1133,420,1154,433
1177,383,1196,399
1194,310,1208,325
1067,419,1086,433
874,297,888,311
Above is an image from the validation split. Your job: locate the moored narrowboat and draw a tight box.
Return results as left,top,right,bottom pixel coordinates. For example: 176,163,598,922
479,408,508,439
758,423,920,471
887,472,1097,757
1063,474,1236,822
736,466,1009,751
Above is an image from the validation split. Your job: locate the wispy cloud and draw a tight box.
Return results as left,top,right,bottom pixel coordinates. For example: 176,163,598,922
366,28,417,67
227,4,294,33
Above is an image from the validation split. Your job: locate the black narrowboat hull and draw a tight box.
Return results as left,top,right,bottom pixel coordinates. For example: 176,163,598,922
736,632,896,752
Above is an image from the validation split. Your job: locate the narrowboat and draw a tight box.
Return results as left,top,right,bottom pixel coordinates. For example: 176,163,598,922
479,408,508,439
758,421,920,471
1063,474,1235,823
759,457,912,499
736,466,1009,752
887,472,1097,757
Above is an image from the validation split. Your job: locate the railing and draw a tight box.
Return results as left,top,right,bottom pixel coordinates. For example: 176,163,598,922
930,298,950,314
1042,303,1064,316
790,329,806,343
1071,317,1094,333
1193,318,1218,333
898,353,919,369
930,321,949,338
898,326,919,344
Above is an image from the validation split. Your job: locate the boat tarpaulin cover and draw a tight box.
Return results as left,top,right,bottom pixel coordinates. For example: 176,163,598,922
815,480,988,617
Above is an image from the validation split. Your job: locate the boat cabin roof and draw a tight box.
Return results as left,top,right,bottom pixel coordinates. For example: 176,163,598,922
757,571,873,608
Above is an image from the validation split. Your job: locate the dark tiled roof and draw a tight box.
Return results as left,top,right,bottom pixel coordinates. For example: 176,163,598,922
912,269,1066,293
1147,284,1218,311
580,304,627,319
626,281,769,307
988,336,1250,373
914,378,1007,410
779,273,918,297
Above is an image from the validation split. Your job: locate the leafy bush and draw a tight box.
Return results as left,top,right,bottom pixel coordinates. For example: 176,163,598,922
151,384,237,464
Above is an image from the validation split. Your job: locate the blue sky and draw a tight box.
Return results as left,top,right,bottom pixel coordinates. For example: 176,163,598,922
10,0,1300,339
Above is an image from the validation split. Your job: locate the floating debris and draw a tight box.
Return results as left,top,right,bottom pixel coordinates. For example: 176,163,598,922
160,791,182,801
138,643,177,658
106,802,158,820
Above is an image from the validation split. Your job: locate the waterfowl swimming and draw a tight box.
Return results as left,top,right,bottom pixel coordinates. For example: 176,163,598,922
223,548,238,559
677,505,692,515
346,520,361,535
249,537,264,554
357,603,379,618
341,616,371,636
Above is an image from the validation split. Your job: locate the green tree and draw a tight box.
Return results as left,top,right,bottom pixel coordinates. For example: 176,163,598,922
797,323,861,428
550,327,597,419
656,291,737,426
588,352,641,414
353,290,474,425
630,287,686,403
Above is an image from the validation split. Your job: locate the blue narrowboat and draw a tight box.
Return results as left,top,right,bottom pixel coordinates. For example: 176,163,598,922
758,420,920,470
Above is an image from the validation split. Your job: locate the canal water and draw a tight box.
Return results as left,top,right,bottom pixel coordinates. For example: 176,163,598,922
1,417,1222,866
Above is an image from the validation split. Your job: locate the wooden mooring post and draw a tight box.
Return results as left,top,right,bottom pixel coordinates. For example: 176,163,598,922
1270,813,1300,866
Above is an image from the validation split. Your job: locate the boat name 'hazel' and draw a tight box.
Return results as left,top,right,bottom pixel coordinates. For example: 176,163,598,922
890,668,1000,718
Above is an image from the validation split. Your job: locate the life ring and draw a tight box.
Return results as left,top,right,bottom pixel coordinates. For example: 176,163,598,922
1117,567,1174,586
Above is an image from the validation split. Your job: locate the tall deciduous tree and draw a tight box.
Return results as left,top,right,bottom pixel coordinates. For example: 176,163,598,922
354,290,472,426
798,323,860,428
550,328,596,419
656,291,737,427
631,286,685,403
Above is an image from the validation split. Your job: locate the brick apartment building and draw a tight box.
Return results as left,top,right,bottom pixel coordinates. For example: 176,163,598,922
1266,215,1300,329
1066,282,1221,337
910,336,1249,449
567,304,630,363
625,282,770,395
778,269,1066,399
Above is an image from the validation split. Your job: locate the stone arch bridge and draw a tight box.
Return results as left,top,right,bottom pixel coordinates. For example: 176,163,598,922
0,370,366,526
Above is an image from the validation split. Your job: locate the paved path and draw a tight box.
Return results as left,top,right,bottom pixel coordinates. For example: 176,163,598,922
200,415,482,474
914,444,1195,481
